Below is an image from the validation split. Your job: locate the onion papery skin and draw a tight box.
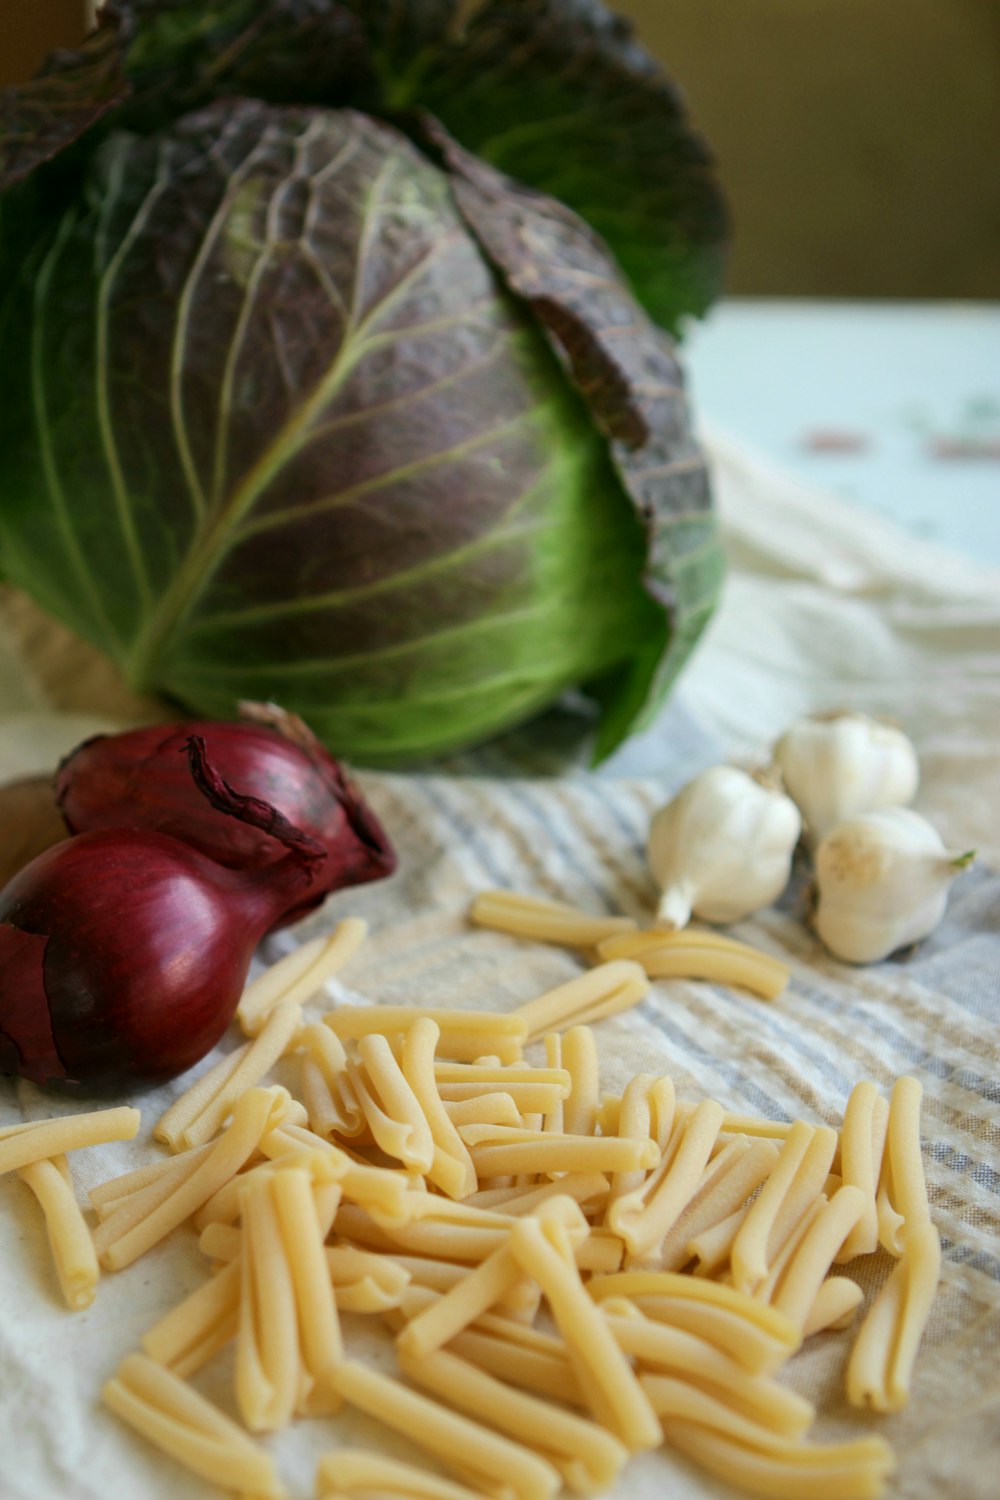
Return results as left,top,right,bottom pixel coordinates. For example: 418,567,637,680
55,718,396,928
0,829,291,1088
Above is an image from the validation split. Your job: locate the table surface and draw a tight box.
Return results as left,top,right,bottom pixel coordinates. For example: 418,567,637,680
684,299,1000,565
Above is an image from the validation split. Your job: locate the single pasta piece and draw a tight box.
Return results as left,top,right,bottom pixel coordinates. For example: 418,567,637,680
349,1034,436,1174
299,1022,364,1140
730,1121,816,1294
508,1213,661,1453
102,1353,285,1498
803,1277,864,1338
596,930,790,1001
603,1074,663,1222
876,1154,907,1257
846,1219,941,1413
481,1172,610,1220
541,1035,564,1135
329,1358,562,1500
462,1126,659,1179
763,1127,839,1270
271,1168,343,1405
443,1093,524,1128
327,1246,411,1313
514,962,649,1043
720,1115,795,1142
603,1309,814,1436
16,1156,99,1310
469,889,638,947
317,1447,489,1500
770,1186,866,1329
143,1259,241,1377
560,1027,600,1136
238,918,367,1036
0,1107,140,1175
324,1007,527,1065
397,1244,525,1360
398,1346,630,1495
589,1273,800,1375
168,1001,303,1152
236,1174,301,1432
609,1099,724,1261
837,1083,890,1262
662,1417,894,1499
401,1018,478,1199
154,1046,252,1152
444,1326,583,1407
644,1372,883,1460
886,1077,931,1229
90,1144,216,1218
332,1206,555,1267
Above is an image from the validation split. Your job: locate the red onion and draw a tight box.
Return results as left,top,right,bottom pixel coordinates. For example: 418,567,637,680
0,738,325,1088
55,704,395,927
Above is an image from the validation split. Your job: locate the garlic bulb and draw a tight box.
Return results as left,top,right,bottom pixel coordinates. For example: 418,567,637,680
814,807,974,964
773,712,919,845
648,766,802,929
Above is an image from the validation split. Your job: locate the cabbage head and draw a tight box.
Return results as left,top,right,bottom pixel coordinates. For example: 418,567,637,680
0,1,728,764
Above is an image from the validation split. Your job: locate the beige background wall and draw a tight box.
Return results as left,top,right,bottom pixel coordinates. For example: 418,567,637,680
615,0,1000,298
3,1,998,298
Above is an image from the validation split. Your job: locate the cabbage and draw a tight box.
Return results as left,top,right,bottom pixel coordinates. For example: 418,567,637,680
0,1,727,763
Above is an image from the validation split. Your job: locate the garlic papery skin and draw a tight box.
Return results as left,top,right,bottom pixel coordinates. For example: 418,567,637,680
648,766,802,929
773,712,919,846
814,807,975,965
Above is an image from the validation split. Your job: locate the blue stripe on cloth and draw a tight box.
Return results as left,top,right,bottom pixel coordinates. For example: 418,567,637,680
929,1140,1000,1197
498,782,621,908
785,978,1000,1111
414,780,510,887
940,1239,1000,1283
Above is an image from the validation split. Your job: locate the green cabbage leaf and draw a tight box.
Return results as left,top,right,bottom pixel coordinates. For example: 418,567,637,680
0,2,726,764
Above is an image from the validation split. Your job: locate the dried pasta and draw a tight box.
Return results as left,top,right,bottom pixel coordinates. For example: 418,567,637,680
98,1088,290,1270
398,1346,630,1494
513,962,649,1042
102,1353,285,1497
316,1448,488,1500
0,906,942,1500
16,1156,99,1310
166,1001,303,1152
836,1083,889,1262
0,1107,140,1175
509,1212,661,1452
470,889,638,947
325,1007,527,1064
847,1218,941,1412
661,1418,894,1499
330,1358,562,1500
238,918,367,1036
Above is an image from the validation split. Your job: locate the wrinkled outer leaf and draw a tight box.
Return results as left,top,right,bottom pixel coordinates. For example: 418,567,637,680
427,119,723,755
0,18,128,193
118,0,380,123
0,100,665,763
413,0,728,332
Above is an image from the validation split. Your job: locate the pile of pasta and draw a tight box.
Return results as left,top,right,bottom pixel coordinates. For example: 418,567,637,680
2,897,942,1500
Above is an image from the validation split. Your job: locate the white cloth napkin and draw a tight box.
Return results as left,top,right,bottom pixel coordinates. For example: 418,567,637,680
1,429,997,1500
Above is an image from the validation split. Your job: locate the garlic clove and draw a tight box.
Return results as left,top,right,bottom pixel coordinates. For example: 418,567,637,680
773,711,919,846
648,765,802,930
814,807,974,964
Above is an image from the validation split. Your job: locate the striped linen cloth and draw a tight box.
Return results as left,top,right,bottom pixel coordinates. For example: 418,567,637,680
0,429,998,1498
